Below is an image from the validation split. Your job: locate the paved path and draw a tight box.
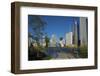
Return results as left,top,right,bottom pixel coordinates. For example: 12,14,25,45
44,47,78,59
56,52,75,59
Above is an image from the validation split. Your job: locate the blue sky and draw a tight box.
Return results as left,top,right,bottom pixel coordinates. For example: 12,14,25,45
28,15,79,39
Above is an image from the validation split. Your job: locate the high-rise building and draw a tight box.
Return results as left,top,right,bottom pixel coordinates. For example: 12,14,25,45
50,34,57,47
66,32,73,46
73,20,79,46
79,17,88,46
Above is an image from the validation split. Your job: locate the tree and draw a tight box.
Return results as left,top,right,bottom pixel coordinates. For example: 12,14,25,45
60,37,63,41
45,36,50,48
28,15,47,59
28,15,47,46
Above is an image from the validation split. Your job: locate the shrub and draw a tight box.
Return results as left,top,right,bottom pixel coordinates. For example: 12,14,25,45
79,45,88,58
66,45,78,48
34,46,46,52
43,56,52,60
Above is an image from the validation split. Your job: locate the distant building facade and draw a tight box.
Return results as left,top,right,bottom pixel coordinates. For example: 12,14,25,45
50,34,57,47
79,17,88,46
66,32,73,46
39,36,46,47
28,37,38,47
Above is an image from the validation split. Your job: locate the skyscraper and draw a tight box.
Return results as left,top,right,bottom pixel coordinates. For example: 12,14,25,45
79,17,88,46
73,19,79,46
66,32,73,46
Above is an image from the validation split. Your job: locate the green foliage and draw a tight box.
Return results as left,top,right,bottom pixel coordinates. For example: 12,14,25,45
45,36,50,48
66,45,72,48
66,45,78,48
79,45,88,58
33,45,43,52
43,56,52,60
65,45,88,58
60,37,63,41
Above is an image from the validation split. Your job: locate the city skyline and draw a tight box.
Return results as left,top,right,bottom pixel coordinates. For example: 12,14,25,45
28,15,88,47
28,15,80,40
